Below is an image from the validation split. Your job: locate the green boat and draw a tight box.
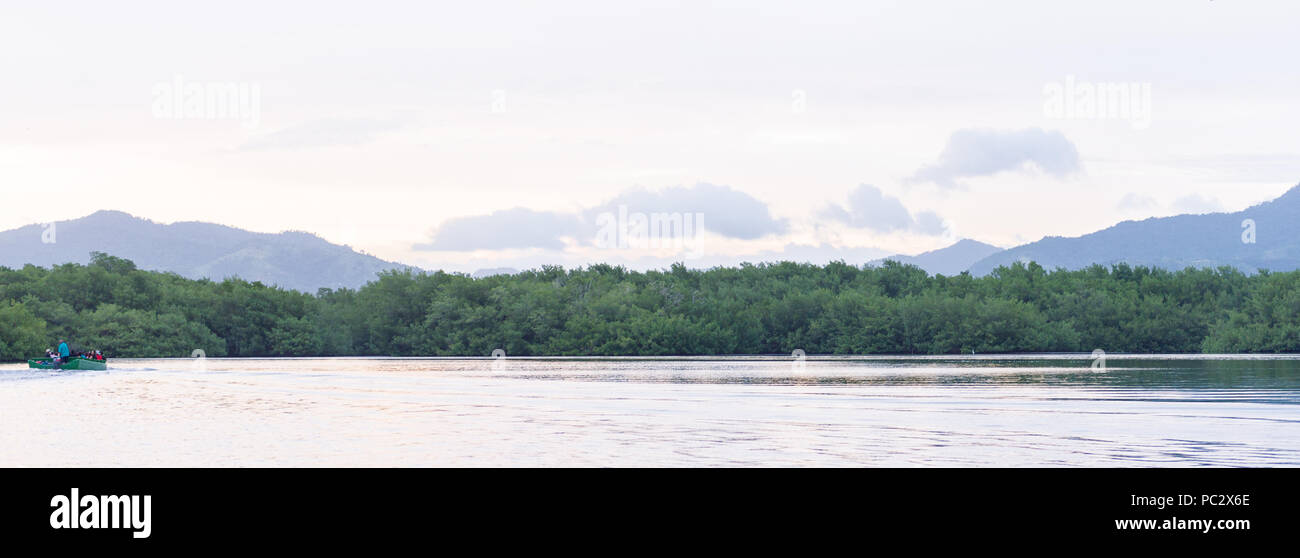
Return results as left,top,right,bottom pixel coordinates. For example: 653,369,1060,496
28,356,108,371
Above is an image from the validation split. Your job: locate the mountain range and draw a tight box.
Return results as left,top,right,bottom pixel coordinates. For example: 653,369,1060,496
967,183,1300,275
3,183,1299,291
869,239,1004,276
0,211,411,292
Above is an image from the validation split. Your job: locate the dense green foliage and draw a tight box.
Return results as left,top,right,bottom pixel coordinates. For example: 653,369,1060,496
0,300,48,361
3,252,1300,360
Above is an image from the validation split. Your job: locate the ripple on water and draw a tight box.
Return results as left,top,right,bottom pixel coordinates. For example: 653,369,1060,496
0,355,1298,466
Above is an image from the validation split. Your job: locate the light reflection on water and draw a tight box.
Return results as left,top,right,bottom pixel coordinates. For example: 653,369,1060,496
1,355,1297,467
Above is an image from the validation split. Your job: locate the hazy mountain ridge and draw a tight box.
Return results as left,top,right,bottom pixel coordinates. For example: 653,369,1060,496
968,183,1300,275
472,267,520,278
0,210,413,292
869,239,1004,276
8,185,1300,292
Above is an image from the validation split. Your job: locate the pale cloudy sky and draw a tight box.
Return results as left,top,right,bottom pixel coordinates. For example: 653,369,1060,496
2,1,1298,272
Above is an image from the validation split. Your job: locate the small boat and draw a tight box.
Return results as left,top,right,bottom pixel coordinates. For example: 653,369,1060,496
28,356,108,371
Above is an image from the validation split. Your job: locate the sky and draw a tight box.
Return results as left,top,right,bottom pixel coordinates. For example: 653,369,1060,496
3,0,1299,272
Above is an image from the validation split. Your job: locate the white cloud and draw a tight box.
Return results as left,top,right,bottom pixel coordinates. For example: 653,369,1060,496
585,183,787,240
818,184,947,236
1116,193,1158,212
908,128,1081,188
416,183,786,252
1170,194,1224,214
416,208,581,251
1115,192,1225,216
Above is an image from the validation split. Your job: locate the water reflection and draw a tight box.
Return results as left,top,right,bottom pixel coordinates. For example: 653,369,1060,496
1,355,1297,467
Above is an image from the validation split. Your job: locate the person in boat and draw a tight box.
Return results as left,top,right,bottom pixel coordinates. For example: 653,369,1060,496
51,339,69,368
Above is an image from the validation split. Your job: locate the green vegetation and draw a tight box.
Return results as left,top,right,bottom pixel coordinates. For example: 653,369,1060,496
0,300,48,361
2,252,1299,360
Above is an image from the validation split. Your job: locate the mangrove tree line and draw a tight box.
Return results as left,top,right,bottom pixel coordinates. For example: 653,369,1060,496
1,252,1298,360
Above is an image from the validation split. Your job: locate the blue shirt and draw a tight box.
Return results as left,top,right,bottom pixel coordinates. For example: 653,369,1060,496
58,342,69,358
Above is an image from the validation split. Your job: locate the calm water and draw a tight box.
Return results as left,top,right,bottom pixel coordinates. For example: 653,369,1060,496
2,355,1298,467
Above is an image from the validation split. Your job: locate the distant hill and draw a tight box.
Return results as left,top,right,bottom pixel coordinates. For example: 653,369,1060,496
472,267,519,278
0,211,414,292
969,183,1300,275
869,239,1003,276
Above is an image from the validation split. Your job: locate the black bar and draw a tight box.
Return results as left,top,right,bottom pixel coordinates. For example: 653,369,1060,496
2,468,1289,550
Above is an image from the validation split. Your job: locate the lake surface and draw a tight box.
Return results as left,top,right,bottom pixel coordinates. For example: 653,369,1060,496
2,355,1298,467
